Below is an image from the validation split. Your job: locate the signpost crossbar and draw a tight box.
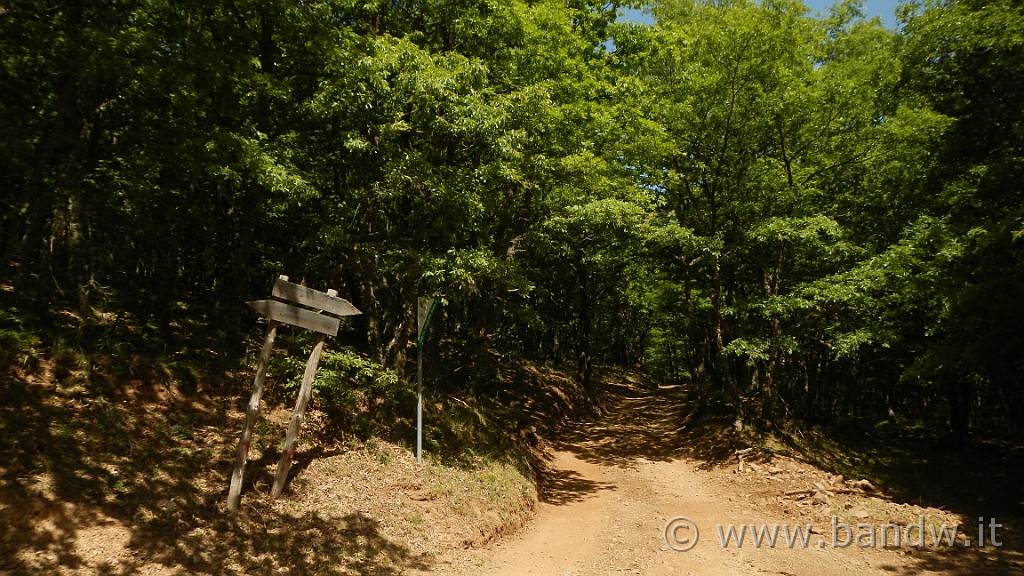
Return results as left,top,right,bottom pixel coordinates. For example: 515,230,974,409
272,277,362,317
247,299,341,336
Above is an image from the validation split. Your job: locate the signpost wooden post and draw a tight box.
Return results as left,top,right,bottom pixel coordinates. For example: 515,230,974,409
226,318,279,511
227,276,361,512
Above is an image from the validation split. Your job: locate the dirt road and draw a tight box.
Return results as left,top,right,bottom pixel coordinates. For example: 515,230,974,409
438,382,1012,576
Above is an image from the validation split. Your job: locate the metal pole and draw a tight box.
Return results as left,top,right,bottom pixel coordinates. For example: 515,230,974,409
416,338,423,464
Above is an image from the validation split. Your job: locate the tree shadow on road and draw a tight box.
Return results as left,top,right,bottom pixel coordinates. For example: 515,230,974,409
538,467,615,506
877,545,1024,576
553,379,696,468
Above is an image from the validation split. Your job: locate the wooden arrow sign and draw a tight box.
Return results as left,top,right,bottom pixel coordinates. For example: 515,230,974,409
272,278,362,317
247,299,341,336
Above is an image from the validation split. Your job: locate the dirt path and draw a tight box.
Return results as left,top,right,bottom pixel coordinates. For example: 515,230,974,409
434,381,1015,576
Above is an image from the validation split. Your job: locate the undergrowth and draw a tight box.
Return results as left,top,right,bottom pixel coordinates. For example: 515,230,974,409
0,305,40,366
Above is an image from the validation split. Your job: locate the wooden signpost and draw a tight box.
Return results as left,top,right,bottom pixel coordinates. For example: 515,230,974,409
227,275,362,512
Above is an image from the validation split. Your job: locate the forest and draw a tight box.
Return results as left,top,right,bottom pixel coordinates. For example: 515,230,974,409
2,0,1022,440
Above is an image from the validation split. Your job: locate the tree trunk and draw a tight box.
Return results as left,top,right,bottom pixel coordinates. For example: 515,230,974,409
683,259,707,397
575,250,593,391
356,248,414,375
945,372,971,447
14,64,99,314
711,254,741,416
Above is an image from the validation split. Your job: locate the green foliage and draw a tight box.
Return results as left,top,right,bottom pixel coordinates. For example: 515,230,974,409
276,346,408,440
310,348,402,403
1,0,1021,442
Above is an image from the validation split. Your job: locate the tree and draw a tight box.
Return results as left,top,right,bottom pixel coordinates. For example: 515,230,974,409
613,0,946,426
896,0,1024,437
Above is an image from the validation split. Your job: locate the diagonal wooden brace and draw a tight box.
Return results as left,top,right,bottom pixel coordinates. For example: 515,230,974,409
271,331,327,497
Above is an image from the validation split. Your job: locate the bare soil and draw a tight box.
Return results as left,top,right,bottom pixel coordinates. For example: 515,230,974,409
2,360,1022,575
